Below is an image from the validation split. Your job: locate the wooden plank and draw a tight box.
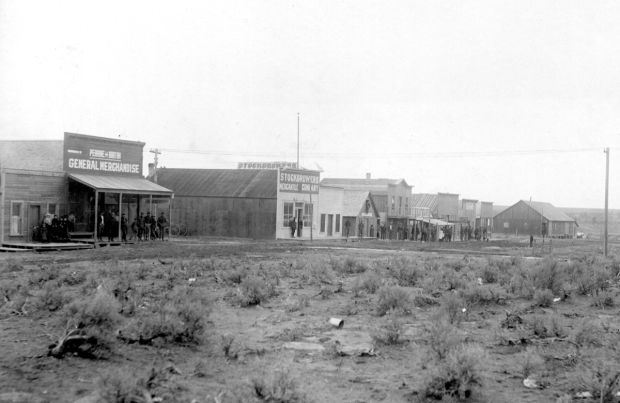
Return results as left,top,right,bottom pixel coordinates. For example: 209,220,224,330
0,247,29,253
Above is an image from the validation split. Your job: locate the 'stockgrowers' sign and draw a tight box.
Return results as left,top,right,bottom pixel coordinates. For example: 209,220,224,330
238,161,297,169
278,168,320,194
63,132,144,176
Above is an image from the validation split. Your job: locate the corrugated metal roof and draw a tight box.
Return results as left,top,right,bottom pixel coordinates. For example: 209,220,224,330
342,190,378,217
522,200,576,222
412,193,438,210
321,177,410,190
155,168,277,198
69,173,173,195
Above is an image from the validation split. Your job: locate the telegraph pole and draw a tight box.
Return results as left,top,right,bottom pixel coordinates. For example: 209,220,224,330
149,148,161,182
604,147,609,256
297,113,300,169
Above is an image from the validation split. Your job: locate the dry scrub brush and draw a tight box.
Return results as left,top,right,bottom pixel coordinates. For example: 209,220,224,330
236,275,278,307
532,289,554,308
1,258,24,273
439,293,467,325
425,320,465,360
49,288,122,358
329,255,368,274
570,350,620,403
119,285,211,345
460,283,508,307
528,314,567,339
376,286,411,316
421,344,486,401
372,315,406,345
252,369,308,403
95,364,186,403
516,347,546,378
352,272,382,296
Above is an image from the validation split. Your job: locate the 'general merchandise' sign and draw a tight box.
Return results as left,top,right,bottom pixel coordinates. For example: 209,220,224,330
278,168,320,194
63,132,144,176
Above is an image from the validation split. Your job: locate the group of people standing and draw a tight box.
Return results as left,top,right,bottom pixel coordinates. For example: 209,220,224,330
98,210,168,242
97,210,120,242
35,214,71,243
130,211,168,241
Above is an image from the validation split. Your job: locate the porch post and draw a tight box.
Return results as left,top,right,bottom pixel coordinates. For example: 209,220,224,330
118,192,123,242
93,190,98,247
168,195,172,241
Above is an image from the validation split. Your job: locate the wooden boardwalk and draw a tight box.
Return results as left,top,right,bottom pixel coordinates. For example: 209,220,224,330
1,241,94,252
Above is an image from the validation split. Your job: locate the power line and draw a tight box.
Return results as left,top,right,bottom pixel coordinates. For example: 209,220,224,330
156,146,606,160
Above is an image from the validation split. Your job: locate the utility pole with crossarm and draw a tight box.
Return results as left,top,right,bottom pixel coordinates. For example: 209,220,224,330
149,148,161,182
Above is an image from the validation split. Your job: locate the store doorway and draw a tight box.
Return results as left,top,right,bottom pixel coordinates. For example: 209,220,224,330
28,205,41,242
296,207,303,237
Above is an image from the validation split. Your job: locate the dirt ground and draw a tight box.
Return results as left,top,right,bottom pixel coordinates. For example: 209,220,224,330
0,237,619,403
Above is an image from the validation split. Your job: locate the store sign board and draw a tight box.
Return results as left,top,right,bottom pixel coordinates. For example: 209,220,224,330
238,161,297,169
63,133,144,176
278,169,320,194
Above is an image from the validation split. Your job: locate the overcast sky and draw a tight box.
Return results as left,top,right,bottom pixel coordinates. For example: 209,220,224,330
2,1,620,208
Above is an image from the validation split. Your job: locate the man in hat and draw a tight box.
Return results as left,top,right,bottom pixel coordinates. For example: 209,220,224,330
157,212,168,241
120,213,128,242
144,212,152,241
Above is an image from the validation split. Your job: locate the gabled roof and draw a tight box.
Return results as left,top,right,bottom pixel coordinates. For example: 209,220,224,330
342,190,378,217
522,200,576,222
412,193,438,210
495,200,576,222
320,177,410,191
155,168,277,198
493,205,509,216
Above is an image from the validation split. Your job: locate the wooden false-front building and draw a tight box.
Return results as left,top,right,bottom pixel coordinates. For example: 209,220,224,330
154,167,320,239
0,133,173,246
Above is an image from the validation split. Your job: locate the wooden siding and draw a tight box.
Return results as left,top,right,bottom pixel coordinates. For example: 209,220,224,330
171,196,277,239
494,201,544,235
437,193,459,220
2,170,67,242
494,200,576,237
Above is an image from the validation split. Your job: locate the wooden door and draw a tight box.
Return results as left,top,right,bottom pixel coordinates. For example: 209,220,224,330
29,205,41,241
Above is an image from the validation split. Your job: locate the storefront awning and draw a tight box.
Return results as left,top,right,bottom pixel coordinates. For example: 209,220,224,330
69,173,173,195
415,217,454,226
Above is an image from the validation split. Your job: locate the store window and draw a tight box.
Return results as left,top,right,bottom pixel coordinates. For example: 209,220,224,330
335,214,341,232
10,201,23,235
303,204,313,228
283,202,294,227
320,214,326,232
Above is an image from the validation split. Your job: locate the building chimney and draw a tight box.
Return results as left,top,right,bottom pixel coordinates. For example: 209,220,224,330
366,172,371,179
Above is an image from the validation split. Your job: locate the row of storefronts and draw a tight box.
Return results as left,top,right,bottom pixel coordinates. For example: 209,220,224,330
1,132,494,245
